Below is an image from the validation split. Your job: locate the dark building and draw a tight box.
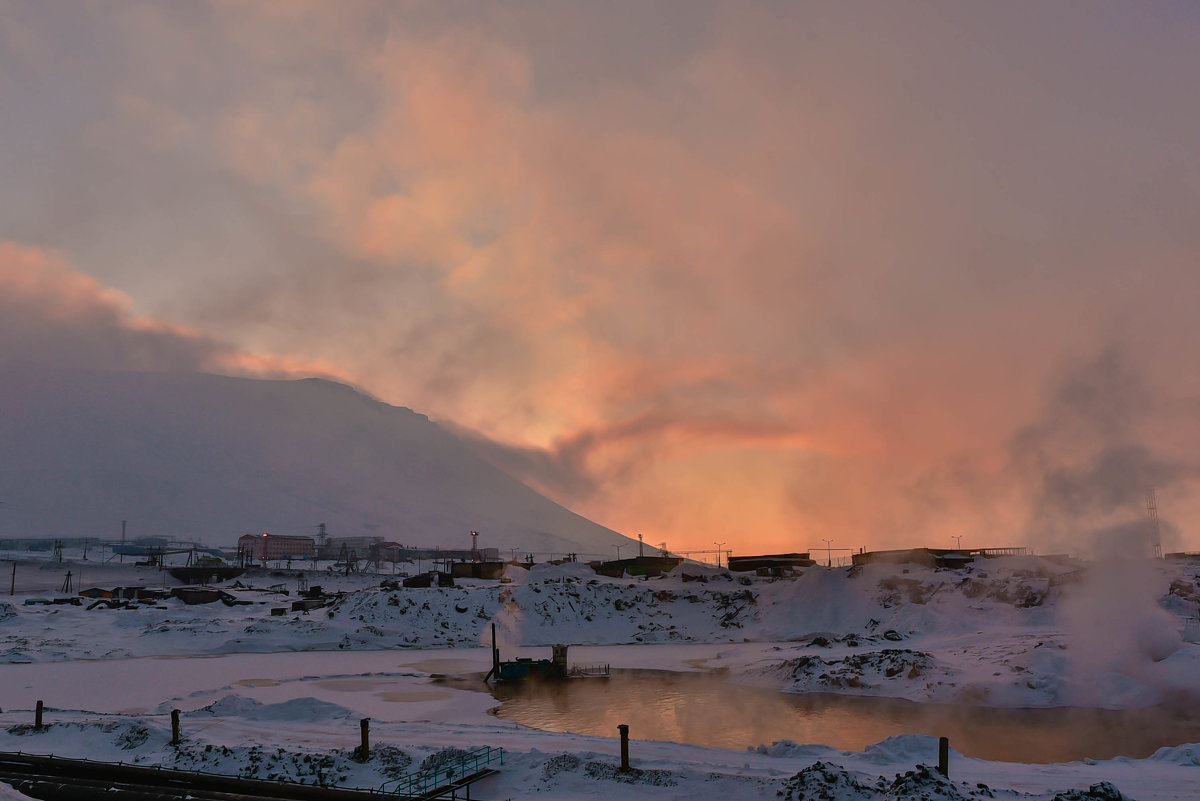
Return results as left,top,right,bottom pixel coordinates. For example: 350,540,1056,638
851,547,1027,568
727,552,815,572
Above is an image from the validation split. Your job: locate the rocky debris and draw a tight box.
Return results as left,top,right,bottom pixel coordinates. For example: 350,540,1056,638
774,649,939,691
418,747,473,773
167,743,355,786
886,764,976,800
959,576,1046,608
778,762,998,801
878,578,939,606
778,760,879,800
581,760,678,786
540,753,582,779
538,750,679,786
1050,782,1132,801
1167,578,1199,604
7,719,151,750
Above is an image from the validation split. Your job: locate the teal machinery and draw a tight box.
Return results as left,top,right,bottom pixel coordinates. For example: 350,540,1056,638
485,623,568,683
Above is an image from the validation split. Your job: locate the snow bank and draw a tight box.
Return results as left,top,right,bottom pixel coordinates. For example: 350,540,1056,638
197,695,355,721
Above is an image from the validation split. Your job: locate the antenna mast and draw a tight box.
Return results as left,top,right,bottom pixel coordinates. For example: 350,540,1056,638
1145,487,1163,559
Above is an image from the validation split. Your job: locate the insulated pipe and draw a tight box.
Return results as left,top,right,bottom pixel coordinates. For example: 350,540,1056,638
0,752,381,801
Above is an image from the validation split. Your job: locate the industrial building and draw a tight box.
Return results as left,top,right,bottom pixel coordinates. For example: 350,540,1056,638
727,552,815,573
236,533,316,563
851,547,1027,568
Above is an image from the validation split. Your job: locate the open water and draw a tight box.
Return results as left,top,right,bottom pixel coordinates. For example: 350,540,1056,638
490,669,1200,763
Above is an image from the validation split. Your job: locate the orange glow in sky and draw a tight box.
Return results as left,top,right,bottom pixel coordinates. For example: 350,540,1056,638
3,2,1200,555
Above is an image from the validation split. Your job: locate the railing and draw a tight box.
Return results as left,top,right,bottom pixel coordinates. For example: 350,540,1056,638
568,663,611,678
378,746,503,800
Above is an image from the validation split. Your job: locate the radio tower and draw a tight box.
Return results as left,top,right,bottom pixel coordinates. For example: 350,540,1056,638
1145,487,1163,559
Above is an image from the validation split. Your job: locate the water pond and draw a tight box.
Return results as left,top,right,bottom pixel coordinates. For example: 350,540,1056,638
489,670,1200,763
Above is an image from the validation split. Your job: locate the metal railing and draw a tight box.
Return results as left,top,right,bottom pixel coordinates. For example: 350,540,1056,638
378,746,502,800
568,663,611,678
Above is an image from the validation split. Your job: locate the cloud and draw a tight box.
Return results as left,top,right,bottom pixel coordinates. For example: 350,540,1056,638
0,241,349,381
3,2,1200,552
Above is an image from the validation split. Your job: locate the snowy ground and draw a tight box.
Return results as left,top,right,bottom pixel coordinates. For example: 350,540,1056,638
0,550,1198,799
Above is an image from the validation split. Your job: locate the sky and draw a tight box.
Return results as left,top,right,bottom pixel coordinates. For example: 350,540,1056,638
2,0,1199,557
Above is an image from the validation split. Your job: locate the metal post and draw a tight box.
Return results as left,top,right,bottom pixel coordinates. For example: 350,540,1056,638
35,700,43,729
491,623,500,681
359,718,370,760
938,736,949,777
618,724,630,771
171,709,181,745
9,562,14,596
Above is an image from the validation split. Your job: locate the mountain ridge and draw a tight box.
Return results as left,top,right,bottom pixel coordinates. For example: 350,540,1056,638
0,367,630,555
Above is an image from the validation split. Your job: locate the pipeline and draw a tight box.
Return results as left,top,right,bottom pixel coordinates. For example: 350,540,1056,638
1,773,245,801
0,753,381,801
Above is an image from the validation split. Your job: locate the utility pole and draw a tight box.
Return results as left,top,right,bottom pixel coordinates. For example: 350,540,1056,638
822,538,834,567
952,535,963,550
638,533,644,558
714,541,726,569
613,544,624,561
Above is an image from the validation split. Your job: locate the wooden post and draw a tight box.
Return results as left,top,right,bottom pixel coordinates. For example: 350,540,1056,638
170,709,181,745
10,562,15,596
358,718,370,761
34,700,43,729
618,724,630,771
938,736,949,777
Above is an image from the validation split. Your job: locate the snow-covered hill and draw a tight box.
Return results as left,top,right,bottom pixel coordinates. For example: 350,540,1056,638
3,554,1197,710
0,367,631,555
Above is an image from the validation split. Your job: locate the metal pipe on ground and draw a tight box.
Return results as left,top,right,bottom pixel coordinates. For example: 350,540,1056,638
1,772,361,801
0,753,380,801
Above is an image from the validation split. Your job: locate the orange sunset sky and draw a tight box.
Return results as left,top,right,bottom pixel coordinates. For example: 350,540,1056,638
2,1,1199,556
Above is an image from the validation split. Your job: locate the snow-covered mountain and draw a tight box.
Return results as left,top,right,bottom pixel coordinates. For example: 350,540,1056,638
0,367,631,554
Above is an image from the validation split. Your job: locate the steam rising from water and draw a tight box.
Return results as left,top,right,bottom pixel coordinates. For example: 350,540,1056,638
1059,558,1181,707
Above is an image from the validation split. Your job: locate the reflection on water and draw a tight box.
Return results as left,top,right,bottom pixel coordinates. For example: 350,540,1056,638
490,670,1200,763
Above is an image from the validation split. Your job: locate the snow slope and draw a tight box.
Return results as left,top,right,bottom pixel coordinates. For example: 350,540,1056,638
1,553,1199,799
2,554,1198,710
0,367,632,555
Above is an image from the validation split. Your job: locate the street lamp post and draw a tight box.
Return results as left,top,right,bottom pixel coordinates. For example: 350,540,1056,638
614,544,624,561
822,538,834,567
714,541,726,569
952,535,963,551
